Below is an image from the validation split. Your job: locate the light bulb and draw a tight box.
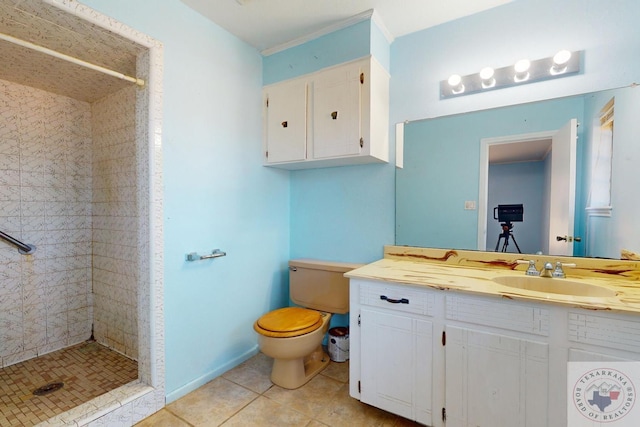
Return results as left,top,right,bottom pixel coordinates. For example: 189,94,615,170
480,67,496,89
553,50,571,66
480,67,494,80
447,74,465,94
514,59,531,82
551,50,572,75
514,59,530,73
448,74,462,86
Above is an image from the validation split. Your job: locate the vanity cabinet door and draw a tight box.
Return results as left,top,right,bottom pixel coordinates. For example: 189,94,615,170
360,307,433,425
445,326,549,427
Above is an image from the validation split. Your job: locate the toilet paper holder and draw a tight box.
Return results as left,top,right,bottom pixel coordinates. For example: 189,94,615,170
185,249,226,262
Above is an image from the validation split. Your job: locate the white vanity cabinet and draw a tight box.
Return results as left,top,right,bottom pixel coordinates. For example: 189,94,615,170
262,56,389,169
443,295,550,427
350,278,640,427
354,281,438,425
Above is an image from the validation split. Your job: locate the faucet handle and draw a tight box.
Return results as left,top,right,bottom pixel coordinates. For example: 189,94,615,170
552,261,576,278
528,260,542,276
516,259,541,276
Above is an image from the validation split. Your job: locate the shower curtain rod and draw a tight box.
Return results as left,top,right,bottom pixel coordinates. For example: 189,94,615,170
0,32,145,87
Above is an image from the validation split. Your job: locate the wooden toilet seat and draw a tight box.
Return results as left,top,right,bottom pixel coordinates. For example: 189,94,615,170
254,307,323,338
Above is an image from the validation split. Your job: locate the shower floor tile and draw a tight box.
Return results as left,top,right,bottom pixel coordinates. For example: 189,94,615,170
0,341,137,427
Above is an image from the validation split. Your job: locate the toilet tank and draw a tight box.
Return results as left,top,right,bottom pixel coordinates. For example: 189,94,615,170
289,259,363,314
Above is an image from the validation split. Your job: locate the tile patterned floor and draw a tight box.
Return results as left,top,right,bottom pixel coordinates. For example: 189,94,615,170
0,341,138,427
136,353,422,427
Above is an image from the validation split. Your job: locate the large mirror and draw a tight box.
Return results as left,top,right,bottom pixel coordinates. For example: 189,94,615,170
396,85,640,259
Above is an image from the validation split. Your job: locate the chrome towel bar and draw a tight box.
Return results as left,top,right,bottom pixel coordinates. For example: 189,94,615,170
185,249,226,262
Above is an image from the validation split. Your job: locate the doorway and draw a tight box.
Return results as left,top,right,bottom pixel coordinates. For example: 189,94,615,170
0,0,164,424
477,119,578,255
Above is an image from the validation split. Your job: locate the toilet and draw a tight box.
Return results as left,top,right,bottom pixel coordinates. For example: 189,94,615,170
254,259,361,389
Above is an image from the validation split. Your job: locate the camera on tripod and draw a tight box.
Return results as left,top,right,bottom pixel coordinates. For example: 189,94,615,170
493,204,524,253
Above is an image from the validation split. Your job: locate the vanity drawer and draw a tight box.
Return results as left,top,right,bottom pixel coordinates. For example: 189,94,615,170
568,312,640,353
359,281,434,316
446,295,550,336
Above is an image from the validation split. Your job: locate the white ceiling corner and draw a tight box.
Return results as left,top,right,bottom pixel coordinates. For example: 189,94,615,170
180,0,513,54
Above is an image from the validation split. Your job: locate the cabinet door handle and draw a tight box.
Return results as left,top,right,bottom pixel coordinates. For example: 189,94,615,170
380,295,409,304
331,111,338,120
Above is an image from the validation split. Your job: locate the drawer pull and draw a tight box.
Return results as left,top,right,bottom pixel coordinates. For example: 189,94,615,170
380,295,409,304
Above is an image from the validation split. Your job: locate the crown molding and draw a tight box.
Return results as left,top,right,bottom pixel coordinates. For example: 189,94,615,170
371,9,394,45
262,9,392,56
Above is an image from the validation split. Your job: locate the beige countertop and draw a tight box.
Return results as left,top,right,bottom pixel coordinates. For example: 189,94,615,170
346,246,640,314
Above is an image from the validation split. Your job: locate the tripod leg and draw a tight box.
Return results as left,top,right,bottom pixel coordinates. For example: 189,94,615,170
510,232,522,254
495,235,502,252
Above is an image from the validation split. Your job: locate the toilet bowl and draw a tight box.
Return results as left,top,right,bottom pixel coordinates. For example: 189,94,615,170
254,259,362,389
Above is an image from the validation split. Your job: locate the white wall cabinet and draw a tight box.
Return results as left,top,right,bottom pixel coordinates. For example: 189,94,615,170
349,278,640,427
262,56,389,169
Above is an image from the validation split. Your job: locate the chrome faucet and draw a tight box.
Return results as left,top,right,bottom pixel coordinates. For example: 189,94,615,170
519,259,574,278
539,262,554,278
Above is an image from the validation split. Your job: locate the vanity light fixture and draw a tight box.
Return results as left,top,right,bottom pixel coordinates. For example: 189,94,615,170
440,50,582,99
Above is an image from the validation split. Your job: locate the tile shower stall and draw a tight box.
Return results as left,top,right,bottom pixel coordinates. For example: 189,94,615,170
0,79,139,366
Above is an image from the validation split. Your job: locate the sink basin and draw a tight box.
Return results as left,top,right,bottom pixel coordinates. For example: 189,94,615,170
492,275,616,297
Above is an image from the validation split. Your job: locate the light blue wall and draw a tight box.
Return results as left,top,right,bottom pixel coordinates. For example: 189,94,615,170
263,20,372,85
80,0,290,401
391,0,640,123
263,18,390,85
79,0,640,403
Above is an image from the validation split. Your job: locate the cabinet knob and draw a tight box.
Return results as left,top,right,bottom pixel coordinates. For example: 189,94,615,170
281,121,288,128
331,111,338,120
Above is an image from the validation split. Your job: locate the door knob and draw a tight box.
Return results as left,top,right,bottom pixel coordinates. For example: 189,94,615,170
556,235,582,242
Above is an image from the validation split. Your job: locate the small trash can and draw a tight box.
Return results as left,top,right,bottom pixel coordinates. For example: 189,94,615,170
328,326,349,362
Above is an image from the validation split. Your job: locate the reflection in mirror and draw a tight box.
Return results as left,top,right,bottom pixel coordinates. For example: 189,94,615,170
396,85,640,259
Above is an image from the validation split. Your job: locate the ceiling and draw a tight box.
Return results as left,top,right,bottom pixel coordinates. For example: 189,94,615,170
0,0,145,102
180,0,513,54
489,139,552,164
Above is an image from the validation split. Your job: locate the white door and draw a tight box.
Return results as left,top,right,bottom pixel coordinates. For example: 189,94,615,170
548,119,578,255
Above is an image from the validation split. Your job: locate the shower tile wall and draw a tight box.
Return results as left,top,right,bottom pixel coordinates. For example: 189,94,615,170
0,79,93,367
0,78,138,368
91,86,138,360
